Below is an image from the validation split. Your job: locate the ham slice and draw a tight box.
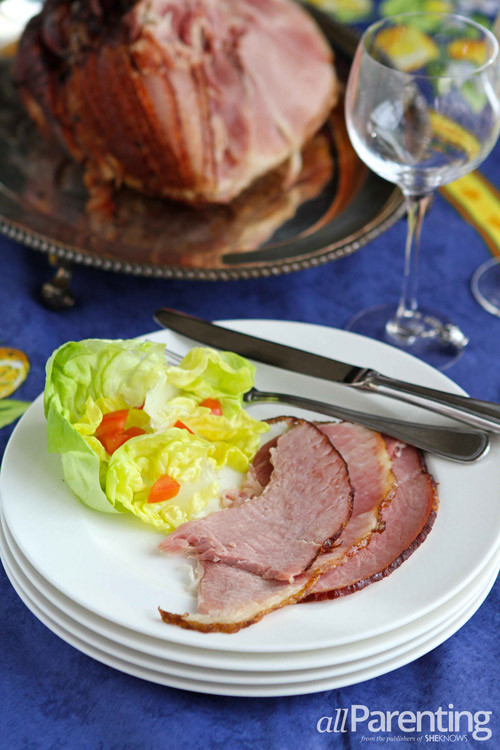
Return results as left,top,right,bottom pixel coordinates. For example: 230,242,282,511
158,421,399,633
158,423,439,634
308,422,396,572
247,420,397,571
160,420,353,581
220,416,299,506
305,438,439,600
159,562,315,633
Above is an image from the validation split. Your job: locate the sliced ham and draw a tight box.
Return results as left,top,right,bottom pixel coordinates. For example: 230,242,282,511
158,421,400,633
158,422,439,634
159,562,316,633
317,423,395,515
160,420,353,581
239,420,397,571
251,416,298,487
305,438,439,600
221,416,299,506
309,423,396,571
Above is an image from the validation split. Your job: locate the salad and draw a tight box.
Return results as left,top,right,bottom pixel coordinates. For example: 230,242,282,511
44,338,269,532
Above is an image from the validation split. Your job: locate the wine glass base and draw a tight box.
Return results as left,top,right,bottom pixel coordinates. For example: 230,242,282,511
471,258,500,317
345,304,467,370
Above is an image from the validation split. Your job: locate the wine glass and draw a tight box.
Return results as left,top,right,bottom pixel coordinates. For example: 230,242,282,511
344,12,500,368
471,12,500,318
472,257,500,316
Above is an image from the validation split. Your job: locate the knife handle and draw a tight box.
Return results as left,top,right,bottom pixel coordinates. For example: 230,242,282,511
362,372,500,433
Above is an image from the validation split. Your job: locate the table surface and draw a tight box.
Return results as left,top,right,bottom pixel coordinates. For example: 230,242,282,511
1,9,500,750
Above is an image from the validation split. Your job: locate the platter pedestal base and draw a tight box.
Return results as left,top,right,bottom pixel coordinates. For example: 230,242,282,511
40,255,74,310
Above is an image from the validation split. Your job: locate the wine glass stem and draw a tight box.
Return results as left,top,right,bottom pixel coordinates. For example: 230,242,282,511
389,193,432,341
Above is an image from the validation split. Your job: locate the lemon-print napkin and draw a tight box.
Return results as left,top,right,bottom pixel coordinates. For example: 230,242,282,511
0,347,31,428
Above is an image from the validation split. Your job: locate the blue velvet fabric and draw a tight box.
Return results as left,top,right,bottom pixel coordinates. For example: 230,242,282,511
1,15,500,750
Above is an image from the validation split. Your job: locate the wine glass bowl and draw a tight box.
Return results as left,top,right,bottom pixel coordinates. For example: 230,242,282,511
472,257,500,317
345,13,500,368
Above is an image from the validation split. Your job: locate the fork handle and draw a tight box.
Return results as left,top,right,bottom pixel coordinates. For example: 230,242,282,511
245,388,489,463
358,372,500,433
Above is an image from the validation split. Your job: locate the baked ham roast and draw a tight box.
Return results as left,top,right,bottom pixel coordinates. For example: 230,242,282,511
15,0,339,210
158,420,439,633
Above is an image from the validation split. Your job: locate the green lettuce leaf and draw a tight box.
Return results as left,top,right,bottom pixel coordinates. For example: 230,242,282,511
106,429,221,532
44,338,169,431
44,338,169,513
44,338,268,525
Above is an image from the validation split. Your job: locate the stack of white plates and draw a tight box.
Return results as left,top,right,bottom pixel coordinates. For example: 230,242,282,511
1,321,499,697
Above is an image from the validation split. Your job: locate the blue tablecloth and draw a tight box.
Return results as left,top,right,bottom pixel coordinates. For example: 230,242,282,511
1,160,499,749
1,18,500,750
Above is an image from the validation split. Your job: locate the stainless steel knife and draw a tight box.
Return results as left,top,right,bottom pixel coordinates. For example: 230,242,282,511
154,308,500,434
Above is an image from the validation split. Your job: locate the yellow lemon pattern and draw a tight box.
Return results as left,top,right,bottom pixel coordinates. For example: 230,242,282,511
373,25,439,71
306,0,373,23
0,347,30,399
429,111,481,161
441,172,500,258
448,39,488,67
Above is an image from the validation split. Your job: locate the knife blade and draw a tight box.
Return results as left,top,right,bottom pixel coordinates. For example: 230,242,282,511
154,308,500,433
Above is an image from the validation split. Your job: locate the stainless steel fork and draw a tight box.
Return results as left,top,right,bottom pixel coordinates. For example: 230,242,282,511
163,347,489,462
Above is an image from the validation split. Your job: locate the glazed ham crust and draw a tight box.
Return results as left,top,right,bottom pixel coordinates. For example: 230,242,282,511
15,0,338,208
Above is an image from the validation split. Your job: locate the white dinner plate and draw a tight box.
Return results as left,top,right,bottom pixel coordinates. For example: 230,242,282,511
1,535,496,697
2,321,500,654
1,513,497,687
2,506,498,676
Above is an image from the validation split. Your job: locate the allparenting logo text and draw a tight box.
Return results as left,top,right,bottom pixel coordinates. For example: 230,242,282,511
316,705,493,741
